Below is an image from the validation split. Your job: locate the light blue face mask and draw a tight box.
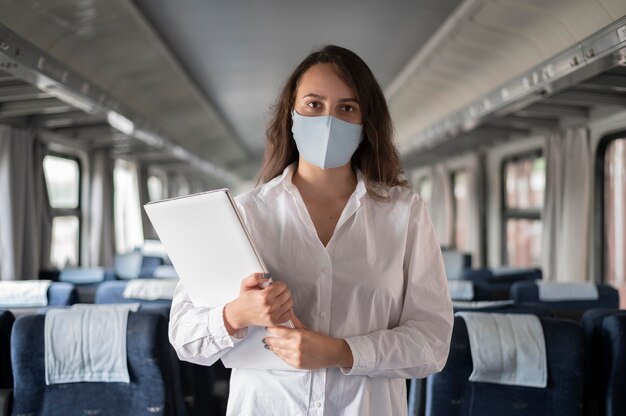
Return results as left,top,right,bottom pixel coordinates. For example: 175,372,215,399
291,110,363,169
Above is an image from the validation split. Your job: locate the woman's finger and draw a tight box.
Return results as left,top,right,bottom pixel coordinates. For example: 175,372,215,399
290,312,307,329
277,307,293,324
266,326,293,338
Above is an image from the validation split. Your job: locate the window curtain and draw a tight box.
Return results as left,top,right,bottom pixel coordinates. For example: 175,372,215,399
541,128,591,282
462,154,486,267
88,149,115,268
429,164,453,247
114,159,144,254
136,163,156,239
0,125,53,280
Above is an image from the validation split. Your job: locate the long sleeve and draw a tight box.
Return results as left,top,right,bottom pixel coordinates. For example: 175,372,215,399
168,280,247,366
342,196,453,378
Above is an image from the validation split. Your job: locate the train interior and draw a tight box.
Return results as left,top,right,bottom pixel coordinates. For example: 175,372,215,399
0,0,625,415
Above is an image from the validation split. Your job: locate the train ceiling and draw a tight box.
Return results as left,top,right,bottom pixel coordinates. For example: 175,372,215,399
0,0,625,183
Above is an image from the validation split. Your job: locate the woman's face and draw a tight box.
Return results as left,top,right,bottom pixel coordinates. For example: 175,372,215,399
294,63,362,125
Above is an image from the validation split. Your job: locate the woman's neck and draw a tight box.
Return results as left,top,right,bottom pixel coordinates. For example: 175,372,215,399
292,159,357,202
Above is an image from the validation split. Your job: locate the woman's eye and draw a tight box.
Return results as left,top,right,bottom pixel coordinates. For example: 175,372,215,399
307,101,322,109
341,105,356,112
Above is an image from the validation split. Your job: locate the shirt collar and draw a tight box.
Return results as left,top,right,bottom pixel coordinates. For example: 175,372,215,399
280,162,368,201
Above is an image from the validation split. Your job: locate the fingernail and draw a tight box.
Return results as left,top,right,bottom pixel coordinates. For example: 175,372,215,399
264,327,268,331
264,345,270,350
261,339,267,345
261,273,271,279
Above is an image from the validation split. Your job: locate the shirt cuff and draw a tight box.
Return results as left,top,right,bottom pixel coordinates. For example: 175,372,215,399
208,304,247,349
340,335,376,376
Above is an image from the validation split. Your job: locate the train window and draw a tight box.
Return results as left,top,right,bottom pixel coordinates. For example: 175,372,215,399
603,136,625,302
504,156,545,209
43,154,81,268
417,176,432,207
114,160,144,253
50,216,79,268
147,175,163,201
43,155,80,209
502,153,545,266
452,170,468,250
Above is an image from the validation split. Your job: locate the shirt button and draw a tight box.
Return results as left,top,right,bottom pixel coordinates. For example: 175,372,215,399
314,402,322,408
320,312,327,318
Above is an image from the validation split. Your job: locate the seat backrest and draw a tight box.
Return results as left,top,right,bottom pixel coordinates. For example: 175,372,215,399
139,256,165,278
94,281,172,307
94,282,217,416
511,282,619,320
59,268,106,284
581,309,626,416
426,316,584,416
602,315,626,416
461,268,541,301
462,268,494,282
452,303,552,316
47,282,78,306
152,265,178,280
491,267,542,281
11,311,180,416
114,251,144,280
472,281,509,302
442,250,471,280
410,305,553,416
0,310,15,389
463,267,541,284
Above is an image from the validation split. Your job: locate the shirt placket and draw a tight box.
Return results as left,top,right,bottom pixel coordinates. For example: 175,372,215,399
281,169,364,415
309,254,332,415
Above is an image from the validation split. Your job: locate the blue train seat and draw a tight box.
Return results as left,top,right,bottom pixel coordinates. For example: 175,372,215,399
409,304,553,416
94,280,172,307
461,268,542,301
10,311,182,416
139,255,166,278
114,251,144,280
425,316,584,416
511,282,619,320
581,309,626,416
442,250,472,280
0,282,77,311
47,282,78,306
94,281,220,416
58,268,115,304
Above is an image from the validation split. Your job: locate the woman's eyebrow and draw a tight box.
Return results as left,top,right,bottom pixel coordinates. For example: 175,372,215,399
303,93,359,103
303,93,326,100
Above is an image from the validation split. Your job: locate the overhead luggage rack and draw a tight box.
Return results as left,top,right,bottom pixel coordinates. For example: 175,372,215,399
405,16,626,167
0,21,241,187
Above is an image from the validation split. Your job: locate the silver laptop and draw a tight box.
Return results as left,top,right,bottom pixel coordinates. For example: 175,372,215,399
144,189,299,371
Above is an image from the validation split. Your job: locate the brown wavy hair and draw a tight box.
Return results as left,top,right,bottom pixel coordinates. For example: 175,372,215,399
258,44,408,200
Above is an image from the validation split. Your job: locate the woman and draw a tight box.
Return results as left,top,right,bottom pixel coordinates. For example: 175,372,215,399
169,45,453,415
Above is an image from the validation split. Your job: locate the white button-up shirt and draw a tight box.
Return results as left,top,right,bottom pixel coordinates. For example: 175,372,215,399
169,163,453,415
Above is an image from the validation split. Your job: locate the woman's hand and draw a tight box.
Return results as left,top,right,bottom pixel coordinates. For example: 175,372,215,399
223,273,293,335
263,313,354,370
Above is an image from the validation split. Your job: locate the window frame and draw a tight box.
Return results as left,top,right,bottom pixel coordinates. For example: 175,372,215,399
45,151,83,267
499,149,544,265
594,130,626,283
